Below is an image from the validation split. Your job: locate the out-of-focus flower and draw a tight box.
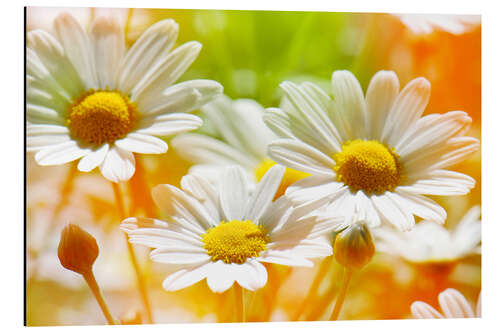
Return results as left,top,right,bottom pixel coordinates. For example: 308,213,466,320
374,206,481,263
394,14,480,35
411,288,481,318
27,7,93,33
121,165,341,293
27,13,222,182
334,220,375,270
172,95,310,198
58,224,98,275
265,70,479,231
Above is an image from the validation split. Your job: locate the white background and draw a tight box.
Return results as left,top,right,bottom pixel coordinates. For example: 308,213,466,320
1,0,497,331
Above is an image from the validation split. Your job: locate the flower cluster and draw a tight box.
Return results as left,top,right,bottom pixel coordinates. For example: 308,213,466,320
26,10,481,325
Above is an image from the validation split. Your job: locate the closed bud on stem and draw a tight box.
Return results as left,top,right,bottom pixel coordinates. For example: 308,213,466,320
58,224,99,275
334,221,375,270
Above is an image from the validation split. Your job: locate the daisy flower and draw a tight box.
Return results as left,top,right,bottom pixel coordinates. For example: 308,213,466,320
394,14,481,35
265,70,479,231
411,288,481,318
27,13,223,182
171,95,310,197
121,165,341,293
374,206,481,263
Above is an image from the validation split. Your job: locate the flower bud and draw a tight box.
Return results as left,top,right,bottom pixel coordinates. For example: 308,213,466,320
334,221,375,270
58,224,99,275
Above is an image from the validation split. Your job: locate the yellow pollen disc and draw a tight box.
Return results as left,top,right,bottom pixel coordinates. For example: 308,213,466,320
332,139,402,194
67,90,136,145
255,159,310,200
202,220,269,264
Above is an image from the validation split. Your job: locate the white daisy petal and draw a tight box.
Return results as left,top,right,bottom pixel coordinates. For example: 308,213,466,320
137,113,203,137
365,70,400,140
34,140,88,166
27,30,84,99
244,165,285,221
152,184,217,230
234,260,268,291
402,170,475,196
371,193,415,231
393,189,447,224
54,12,98,89
121,216,169,232
77,143,109,172
263,107,296,139
259,196,294,233
354,190,381,228
115,133,168,154
230,99,278,158
404,137,480,175
90,16,125,89
286,177,344,205
331,70,367,140
98,146,135,183
438,288,475,318
452,211,481,257
382,77,430,147
27,124,71,152
180,174,221,223
375,204,481,263
133,41,202,103
138,80,223,117
323,188,356,225
206,261,236,293
150,247,210,265
279,81,342,153
219,166,249,221
171,133,257,170
26,76,69,115
162,263,210,292
118,19,179,94
397,111,473,158
27,103,65,125
269,238,333,256
122,217,202,246
201,97,275,162
411,301,444,319
297,81,349,144
272,212,339,243
258,251,313,267
268,139,335,176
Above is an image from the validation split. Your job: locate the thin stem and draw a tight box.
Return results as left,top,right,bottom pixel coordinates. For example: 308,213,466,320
82,270,118,325
292,255,333,321
329,268,353,321
234,284,245,322
112,182,154,324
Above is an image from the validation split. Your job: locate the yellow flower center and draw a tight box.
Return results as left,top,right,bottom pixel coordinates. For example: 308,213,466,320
255,159,310,200
202,220,269,264
67,90,137,145
332,139,401,194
